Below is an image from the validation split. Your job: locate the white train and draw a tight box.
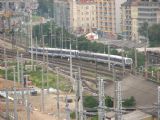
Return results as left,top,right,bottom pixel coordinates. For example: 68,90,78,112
28,47,133,66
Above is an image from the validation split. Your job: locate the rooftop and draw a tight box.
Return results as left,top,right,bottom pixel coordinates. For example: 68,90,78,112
123,110,152,120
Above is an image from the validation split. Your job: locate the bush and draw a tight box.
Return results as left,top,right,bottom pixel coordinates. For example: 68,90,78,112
122,96,136,107
83,96,98,108
105,96,113,107
91,116,98,120
70,112,75,119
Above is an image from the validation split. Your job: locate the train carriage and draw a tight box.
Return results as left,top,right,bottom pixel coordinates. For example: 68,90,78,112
28,47,133,67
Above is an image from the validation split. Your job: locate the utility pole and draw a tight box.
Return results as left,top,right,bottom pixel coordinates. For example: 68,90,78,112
61,3,64,49
24,75,30,120
4,47,9,119
74,72,79,120
29,1,33,70
41,35,45,112
70,39,73,86
158,86,160,120
144,42,148,80
98,78,105,120
36,37,38,61
65,95,70,120
78,67,83,120
13,66,18,120
46,51,49,92
115,81,122,120
17,51,20,83
134,47,137,74
56,67,60,120
122,49,125,77
21,54,25,105
108,45,111,71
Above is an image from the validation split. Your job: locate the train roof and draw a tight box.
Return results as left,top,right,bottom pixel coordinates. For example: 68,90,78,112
93,52,131,60
30,47,132,60
30,47,78,52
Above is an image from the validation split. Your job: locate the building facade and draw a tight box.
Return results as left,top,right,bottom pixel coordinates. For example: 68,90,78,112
95,0,127,39
75,2,97,34
54,0,97,34
121,0,160,41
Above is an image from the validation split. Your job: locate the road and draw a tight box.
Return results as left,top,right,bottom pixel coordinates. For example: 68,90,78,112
105,74,158,106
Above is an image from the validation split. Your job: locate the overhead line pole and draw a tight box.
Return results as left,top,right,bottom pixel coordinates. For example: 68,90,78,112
13,66,18,120
78,67,83,120
74,72,79,120
29,1,33,71
41,35,45,112
158,86,160,120
20,54,25,105
4,47,9,119
98,78,105,120
17,51,20,83
56,67,60,120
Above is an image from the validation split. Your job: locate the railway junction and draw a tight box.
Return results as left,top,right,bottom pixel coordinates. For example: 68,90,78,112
0,1,160,119
0,36,160,120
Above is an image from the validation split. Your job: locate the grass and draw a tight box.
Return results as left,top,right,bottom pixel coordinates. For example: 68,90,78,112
0,60,72,92
27,67,72,92
32,15,42,22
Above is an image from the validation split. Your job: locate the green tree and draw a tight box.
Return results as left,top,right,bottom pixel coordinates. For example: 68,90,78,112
122,96,136,107
105,96,113,107
83,96,98,108
70,112,76,119
37,0,54,16
148,24,160,47
138,22,149,38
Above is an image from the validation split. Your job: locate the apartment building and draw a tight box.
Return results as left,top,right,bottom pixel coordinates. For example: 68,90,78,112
95,0,126,39
54,0,96,34
75,1,97,33
121,0,160,41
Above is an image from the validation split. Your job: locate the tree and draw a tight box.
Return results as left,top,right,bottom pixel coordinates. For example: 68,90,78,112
148,24,160,47
83,96,98,108
37,0,54,17
122,96,136,107
105,96,113,107
138,22,149,38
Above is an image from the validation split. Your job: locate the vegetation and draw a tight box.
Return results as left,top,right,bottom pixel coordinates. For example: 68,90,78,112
91,116,98,120
126,49,145,66
0,62,72,91
139,22,160,47
122,96,136,107
138,22,149,38
26,66,72,91
70,112,76,119
148,24,160,47
33,21,119,55
83,96,98,108
105,96,113,107
37,0,54,17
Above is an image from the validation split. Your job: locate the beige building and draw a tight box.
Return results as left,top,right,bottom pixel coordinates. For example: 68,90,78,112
121,0,160,41
96,0,116,38
70,0,97,34
95,0,127,39
54,0,97,34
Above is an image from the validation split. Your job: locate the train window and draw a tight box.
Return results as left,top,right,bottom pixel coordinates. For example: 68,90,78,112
125,59,132,64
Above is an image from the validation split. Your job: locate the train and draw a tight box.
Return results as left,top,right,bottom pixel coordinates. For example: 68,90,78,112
28,47,133,66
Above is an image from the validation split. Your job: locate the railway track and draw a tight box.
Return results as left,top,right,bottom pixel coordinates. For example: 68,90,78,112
0,46,130,93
